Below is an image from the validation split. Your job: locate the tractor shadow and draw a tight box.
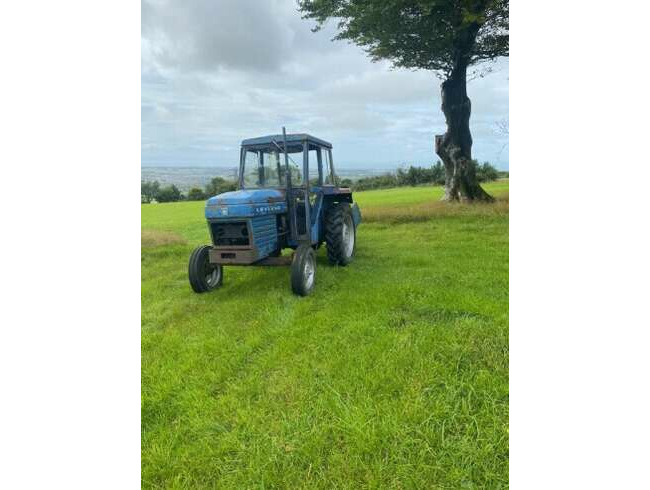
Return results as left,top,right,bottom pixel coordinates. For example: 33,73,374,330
198,248,340,299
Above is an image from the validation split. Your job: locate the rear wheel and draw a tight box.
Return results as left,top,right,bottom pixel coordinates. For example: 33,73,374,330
325,203,356,265
291,245,316,296
188,245,223,293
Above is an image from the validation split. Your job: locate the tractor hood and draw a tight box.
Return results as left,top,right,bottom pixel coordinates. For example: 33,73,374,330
207,188,285,206
205,188,287,219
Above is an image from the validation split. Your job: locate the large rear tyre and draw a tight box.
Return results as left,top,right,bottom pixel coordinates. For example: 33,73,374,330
325,203,356,266
291,245,316,296
188,245,223,293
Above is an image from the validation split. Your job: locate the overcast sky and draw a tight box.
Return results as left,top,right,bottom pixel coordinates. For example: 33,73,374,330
141,0,509,170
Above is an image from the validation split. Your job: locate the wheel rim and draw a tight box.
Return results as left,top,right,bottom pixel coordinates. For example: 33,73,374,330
204,260,220,288
304,255,315,290
342,214,355,258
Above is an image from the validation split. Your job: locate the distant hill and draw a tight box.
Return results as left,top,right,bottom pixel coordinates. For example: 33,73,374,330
141,165,395,191
141,166,238,191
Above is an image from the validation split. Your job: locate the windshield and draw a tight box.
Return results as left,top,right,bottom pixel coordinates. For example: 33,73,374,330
241,148,303,188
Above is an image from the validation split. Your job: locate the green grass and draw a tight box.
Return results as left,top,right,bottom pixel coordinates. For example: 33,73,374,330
142,182,509,488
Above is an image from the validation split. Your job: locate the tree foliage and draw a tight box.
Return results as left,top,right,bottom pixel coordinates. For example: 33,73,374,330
141,180,160,203
205,177,237,198
141,177,238,204
299,0,508,78
156,184,183,203
187,187,206,201
351,161,499,191
474,161,499,182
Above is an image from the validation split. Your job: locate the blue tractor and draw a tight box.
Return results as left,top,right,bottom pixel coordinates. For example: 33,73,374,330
188,129,361,296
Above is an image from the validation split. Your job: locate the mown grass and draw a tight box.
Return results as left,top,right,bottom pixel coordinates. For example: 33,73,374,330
141,181,509,488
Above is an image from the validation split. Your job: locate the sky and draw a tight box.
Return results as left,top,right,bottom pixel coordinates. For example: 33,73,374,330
141,0,509,170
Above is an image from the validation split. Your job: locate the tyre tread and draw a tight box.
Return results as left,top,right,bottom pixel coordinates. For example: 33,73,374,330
188,245,222,293
291,245,316,296
324,203,354,266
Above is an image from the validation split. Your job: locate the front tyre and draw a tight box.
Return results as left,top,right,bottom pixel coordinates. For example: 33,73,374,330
291,245,316,296
325,203,356,265
188,245,223,293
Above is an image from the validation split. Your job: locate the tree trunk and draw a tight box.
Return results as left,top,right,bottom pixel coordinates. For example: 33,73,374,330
435,64,494,202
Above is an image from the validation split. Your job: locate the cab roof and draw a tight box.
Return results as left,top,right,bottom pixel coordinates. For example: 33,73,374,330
241,133,332,150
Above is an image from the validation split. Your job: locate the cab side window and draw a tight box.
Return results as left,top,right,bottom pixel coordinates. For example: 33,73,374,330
322,149,335,185
309,149,320,186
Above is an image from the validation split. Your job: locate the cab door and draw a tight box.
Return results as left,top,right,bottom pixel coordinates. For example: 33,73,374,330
283,141,310,244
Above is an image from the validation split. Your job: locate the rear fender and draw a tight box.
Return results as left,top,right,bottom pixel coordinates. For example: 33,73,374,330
351,202,362,227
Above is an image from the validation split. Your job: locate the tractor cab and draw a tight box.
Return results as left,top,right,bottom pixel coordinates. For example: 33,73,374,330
192,129,361,296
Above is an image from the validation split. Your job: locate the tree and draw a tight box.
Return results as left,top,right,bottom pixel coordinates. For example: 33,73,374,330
156,184,183,203
187,187,206,201
141,180,160,203
340,178,354,187
431,161,446,185
474,161,499,182
205,177,236,197
299,0,508,201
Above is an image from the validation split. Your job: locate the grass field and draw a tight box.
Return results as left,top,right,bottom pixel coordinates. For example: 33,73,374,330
141,182,509,488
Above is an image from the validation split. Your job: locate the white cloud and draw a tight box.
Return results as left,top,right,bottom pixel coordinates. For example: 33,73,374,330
141,0,509,169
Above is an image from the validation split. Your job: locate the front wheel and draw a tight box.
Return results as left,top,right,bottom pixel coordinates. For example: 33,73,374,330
188,245,223,293
291,245,316,296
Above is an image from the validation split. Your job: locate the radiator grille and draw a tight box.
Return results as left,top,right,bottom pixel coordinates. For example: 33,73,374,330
210,221,249,246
